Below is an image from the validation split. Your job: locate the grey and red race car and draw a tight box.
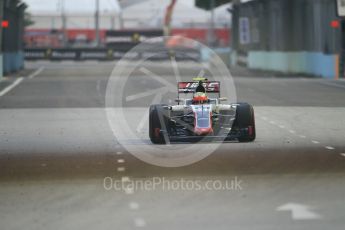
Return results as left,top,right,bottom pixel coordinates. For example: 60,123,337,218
149,78,256,144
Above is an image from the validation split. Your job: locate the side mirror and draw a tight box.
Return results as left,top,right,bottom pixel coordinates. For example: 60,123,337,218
175,98,183,103
219,97,228,102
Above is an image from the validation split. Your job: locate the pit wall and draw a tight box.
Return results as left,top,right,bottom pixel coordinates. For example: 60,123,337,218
247,51,338,79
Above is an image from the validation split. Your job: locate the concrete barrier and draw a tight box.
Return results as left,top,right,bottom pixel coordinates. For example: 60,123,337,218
3,51,24,75
0,55,2,79
247,51,337,79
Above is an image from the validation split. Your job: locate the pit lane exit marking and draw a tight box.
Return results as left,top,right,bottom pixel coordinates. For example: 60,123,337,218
28,66,44,79
0,77,23,97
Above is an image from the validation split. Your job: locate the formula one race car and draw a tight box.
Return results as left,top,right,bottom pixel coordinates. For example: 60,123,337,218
149,78,256,144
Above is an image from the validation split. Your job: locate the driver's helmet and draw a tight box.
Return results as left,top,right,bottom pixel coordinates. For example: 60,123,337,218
192,92,208,104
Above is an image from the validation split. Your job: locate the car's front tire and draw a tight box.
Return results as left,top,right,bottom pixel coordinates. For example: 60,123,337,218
233,103,256,142
149,104,169,144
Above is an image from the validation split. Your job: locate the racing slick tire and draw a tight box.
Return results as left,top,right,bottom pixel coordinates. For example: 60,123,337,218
149,104,169,144
233,103,256,142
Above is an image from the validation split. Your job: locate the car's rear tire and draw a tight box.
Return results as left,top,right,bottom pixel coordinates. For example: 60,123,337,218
149,104,169,144
233,103,256,142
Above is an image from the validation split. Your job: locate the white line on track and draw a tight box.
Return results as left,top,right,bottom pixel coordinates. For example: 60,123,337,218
134,218,146,227
117,167,125,172
0,77,24,97
115,154,147,227
0,67,44,97
114,152,146,227
28,66,44,79
129,202,140,210
259,116,340,160
117,159,125,163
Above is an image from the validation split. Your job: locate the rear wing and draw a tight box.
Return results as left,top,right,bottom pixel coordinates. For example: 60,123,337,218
178,81,220,94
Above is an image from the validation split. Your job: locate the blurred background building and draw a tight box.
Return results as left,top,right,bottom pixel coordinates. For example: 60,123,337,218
2,0,343,79
230,0,342,79
23,0,231,48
